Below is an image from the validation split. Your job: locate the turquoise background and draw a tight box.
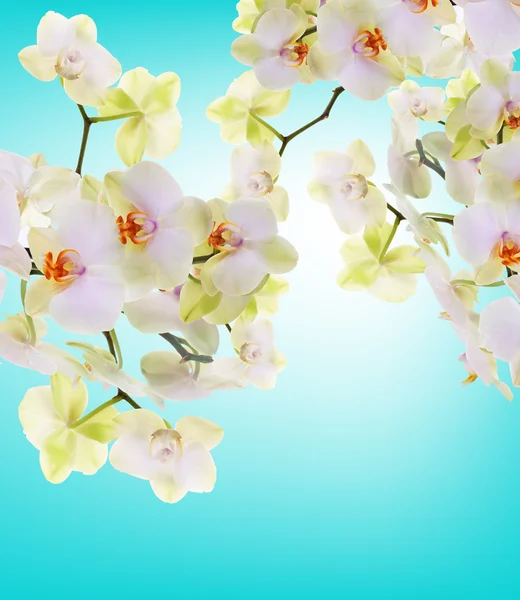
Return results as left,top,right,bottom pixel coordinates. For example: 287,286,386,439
1,1,520,598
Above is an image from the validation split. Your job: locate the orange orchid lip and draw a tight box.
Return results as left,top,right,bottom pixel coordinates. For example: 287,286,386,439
117,211,157,245
43,249,84,282
353,28,388,59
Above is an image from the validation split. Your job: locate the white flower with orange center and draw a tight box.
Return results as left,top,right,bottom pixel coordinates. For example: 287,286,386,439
26,200,125,334
308,139,387,234
202,199,298,297
375,0,455,58
453,0,520,56
466,59,520,138
308,0,404,101
110,410,224,504
104,161,212,300
231,5,312,91
223,141,289,221
453,201,520,285
18,12,121,107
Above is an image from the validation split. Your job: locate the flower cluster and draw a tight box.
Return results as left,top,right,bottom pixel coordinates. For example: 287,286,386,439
6,11,297,504
223,0,520,400
4,1,520,504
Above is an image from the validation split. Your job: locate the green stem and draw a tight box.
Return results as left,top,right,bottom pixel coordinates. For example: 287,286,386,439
70,395,122,429
159,332,213,364
387,203,405,222
279,87,345,157
76,105,92,175
297,25,317,41
497,123,505,145
102,331,117,363
193,252,217,264
20,279,37,346
109,329,124,369
249,112,285,142
89,111,143,123
379,216,401,262
416,139,446,180
451,279,505,288
422,212,455,221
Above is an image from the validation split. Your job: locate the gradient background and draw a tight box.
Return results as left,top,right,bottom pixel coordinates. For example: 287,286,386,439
1,2,520,598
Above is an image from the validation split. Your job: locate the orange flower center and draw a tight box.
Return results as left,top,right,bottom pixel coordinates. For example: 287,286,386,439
117,211,157,245
208,221,243,252
353,28,388,59
43,249,85,283
280,42,309,68
496,236,520,267
406,0,439,13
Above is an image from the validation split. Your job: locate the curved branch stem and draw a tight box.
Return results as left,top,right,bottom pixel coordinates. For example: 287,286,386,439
416,139,446,180
159,332,213,364
379,215,401,261
279,86,345,156
249,112,285,142
76,105,92,175
70,395,122,429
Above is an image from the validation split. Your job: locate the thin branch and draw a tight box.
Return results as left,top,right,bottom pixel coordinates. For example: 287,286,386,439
102,331,117,363
193,252,217,264
379,215,401,261
416,139,446,180
159,332,213,364
297,25,317,42
76,104,92,175
279,87,345,156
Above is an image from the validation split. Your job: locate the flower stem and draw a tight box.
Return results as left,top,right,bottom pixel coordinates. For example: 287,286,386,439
76,104,92,175
416,139,446,180
70,394,122,429
20,279,37,346
451,279,505,288
89,111,142,123
249,112,285,142
279,87,345,157
159,332,213,364
297,25,317,42
497,123,505,145
379,215,401,262
102,330,117,362
109,329,124,369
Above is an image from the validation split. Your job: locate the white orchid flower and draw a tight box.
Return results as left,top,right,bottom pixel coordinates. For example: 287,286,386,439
26,199,125,334
453,201,520,285
141,351,246,405
207,70,291,145
230,317,286,389
223,141,289,222
466,59,520,138
453,0,520,56
0,179,32,281
481,276,520,388
104,161,212,299
308,0,404,101
19,373,118,483
98,67,182,166
0,150,81,230
202,199,298,296
308,139,386,234
124,287,219,356
375,0,455,59
232,5,313,91
66,341,147,399
18,12,122,106
110,410,224,504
